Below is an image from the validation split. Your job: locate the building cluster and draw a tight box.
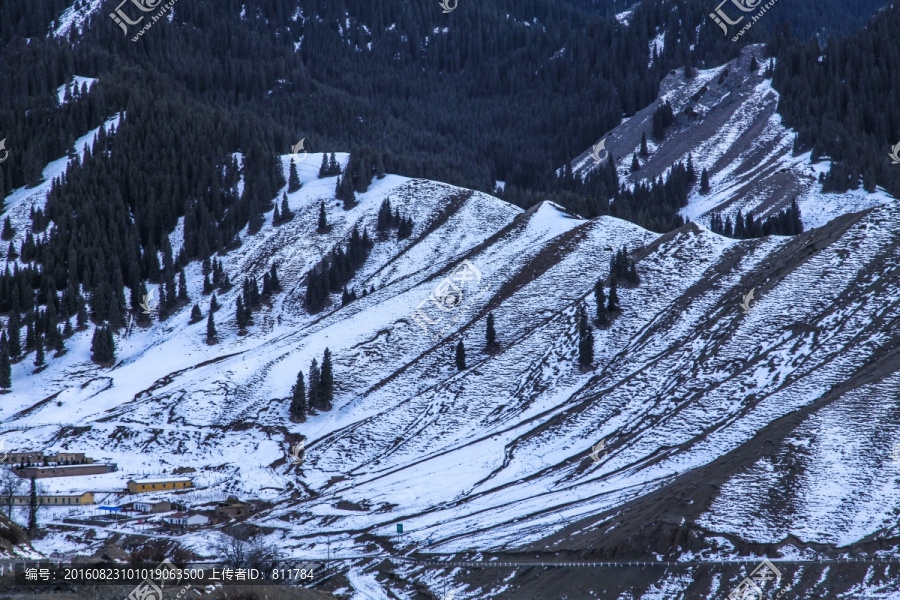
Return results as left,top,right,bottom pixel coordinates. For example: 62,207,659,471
1,450,253,532
120,492,256,530
3,451,118,479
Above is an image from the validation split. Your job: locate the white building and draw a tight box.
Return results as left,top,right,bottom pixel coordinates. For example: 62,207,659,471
163,512,209,527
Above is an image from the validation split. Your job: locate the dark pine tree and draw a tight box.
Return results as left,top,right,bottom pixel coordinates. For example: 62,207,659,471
178,270,189,303
594,278,609,326
290,371,307,422
270,264,281,292
90,327,116,365
33,335,44,367
577,306,594,368
319,348,334,411
700,168,710,194
317,201,328,232
608,276,620,312
7,312,21,357
0,333,11,389
455,340,467,370
235,297,249,331
631,153,640,172
308,359,320,412
486,313,497,349
288,159,302,193
640,132,649,157
0,218,13,241
190,304,202,323
206,311,217,344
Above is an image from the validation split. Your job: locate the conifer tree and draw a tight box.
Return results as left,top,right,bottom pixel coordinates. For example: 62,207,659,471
210,293,219,313
235,297,249,330
52,327,64,354
288,159,302,193
7,312,21,357
317,201,327,232
486,313,497,349
790,198,803,234
280,193,292,221
178,269,189,302
33,335,44,367
290,371,307,422
594,278,609,325
640,132,649,157
76,301,88,330
0,333,11,389
319,348,334,411
700,168,710,194
308,358,320,411
91,327,115,365
608,276,620,312
318,154,328,178
190,304,202,323
577,306,594,368
749,55,759,72
455,340,467,370
0,218,13,241
206,310,217,344
270,264,281,292
377,198,393,232
631,153,640,172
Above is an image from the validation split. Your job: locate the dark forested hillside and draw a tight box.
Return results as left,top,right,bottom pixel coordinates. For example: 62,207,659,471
770,5,900,199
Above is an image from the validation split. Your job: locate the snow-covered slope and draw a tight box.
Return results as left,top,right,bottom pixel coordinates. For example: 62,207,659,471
3,148,900,597
573,44,892,233
4,50,900,599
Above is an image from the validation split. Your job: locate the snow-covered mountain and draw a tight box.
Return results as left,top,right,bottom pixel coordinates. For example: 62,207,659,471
575,44,893,231
4,49,900,600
